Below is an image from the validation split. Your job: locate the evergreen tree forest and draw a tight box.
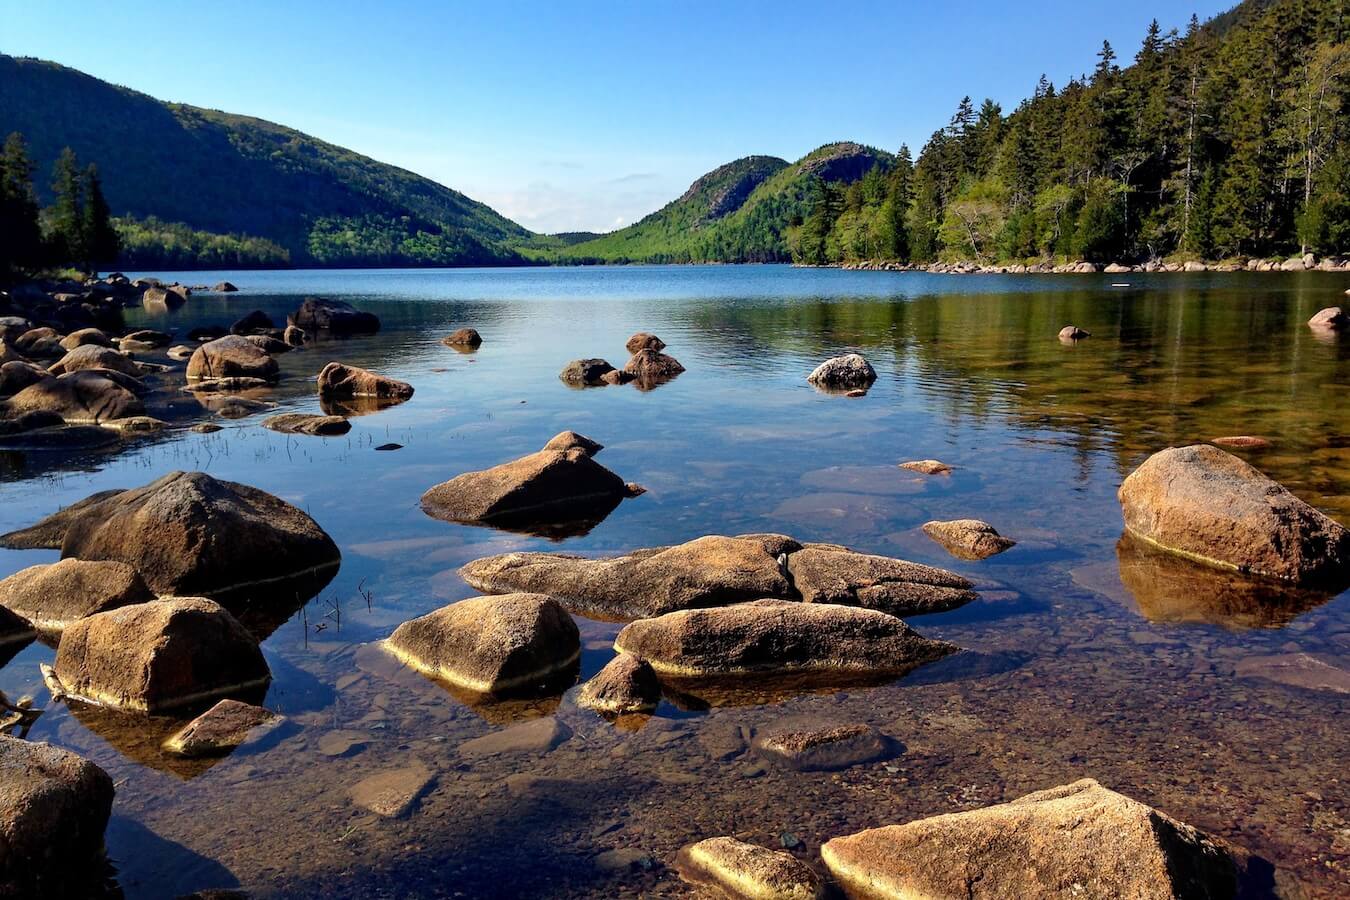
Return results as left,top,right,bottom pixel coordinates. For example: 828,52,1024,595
791,0,1350,266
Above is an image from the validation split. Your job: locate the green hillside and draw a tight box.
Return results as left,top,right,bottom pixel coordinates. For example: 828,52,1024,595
551,144,891,264
0,54,532,267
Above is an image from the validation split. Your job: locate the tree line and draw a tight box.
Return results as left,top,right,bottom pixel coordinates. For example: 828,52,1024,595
0,132,119,282
791,0,1350,266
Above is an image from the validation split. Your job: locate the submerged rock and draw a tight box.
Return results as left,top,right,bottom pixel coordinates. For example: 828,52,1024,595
163,699,284,757
577,653,661,714
1118,444,1350,584
187,335,279,383
753,723,894,772
348,759,434,818
443,327,483,347
0,735,115,898
1234,652,1350,694
807,353,876,389
821,778,1253,900
459,717,572,758
922,519,1016,560
1308,306,1346,330
1058,325,1090,341
288,297,380,335
315,362,413,400
421,432,631,535
4,371,145,422
614,599,956,677
0,558,153,633
5,471,340,597
787,546,978,615
385,593,580,695
262,413,351,436
559,358,616,386
50,597,271,712
898,459,953,475
675,837,824,900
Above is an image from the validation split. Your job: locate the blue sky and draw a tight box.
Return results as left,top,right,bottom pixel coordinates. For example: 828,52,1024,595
1,0,1234,234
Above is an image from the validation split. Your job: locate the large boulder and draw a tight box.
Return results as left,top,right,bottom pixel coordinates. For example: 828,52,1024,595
613,600,956,677
559,358,616,386
0,361,48,397
576,653,661,714
0,559,153,633
4,371,145,422
624,332,666,354
141,285,185,311
1118,444,1350,584
462,534,794,620
47,344,142,377
1308,306,1346,330
442,327,483,347
786,546,978,615
58,328,114,350
807,353,876,389
315,362,413,400
675,837,824,900
422,433,631,535
4,472,340,597
119,329,170,351
385,593,580,695
0,735,115,898
15,327,64,358
921,519,1017,560
0,340,26,365
50,597,271,712
187,335,280,383
0,490,126,549
288,297,380,335
821,779,1252,900
622,348,685,382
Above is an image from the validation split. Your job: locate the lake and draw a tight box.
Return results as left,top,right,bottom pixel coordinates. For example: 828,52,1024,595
2,265,1347,898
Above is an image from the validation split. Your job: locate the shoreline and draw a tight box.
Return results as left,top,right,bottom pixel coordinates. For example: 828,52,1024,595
825,253,1350,275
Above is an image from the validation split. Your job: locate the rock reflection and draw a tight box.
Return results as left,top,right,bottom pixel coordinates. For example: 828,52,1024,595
656,668,921,710
215,565,341,642
1114,533,1336,629
318,394,409,418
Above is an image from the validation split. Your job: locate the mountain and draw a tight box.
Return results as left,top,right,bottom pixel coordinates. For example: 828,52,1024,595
0,54,533,267
552,143,892,264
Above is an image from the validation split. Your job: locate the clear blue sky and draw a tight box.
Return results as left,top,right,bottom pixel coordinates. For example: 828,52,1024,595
1,0,1234,234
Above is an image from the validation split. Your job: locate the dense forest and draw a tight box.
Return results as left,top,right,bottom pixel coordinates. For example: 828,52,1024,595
792,0,1350,265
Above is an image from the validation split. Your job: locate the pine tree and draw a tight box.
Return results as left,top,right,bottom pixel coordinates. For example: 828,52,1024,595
79,164,120,272
48,147,85,266
0,132,45,281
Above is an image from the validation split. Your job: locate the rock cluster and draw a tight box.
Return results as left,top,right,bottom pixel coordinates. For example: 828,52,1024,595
560,331,685,389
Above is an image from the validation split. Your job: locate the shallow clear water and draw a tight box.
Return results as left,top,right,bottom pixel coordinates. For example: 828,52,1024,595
1,265,1347,898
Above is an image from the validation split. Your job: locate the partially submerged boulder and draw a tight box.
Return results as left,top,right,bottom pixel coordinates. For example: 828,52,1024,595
0,735,115,898
186,335,280,383
622,348,685,382
163,699,284,758
1308,306,1346,330
47,344,142,377
385,593,580,695
1118,444,1350,584
229,309,274,335
922,519,1017,560
577,653,661,714
315,362,413,400
675,837,824,900
422,433,632,535
262,413,351,436
821,778,1252,900
624,332,666,354
50,597,270,712
142,285,185,311
787,546,978,615
0,559,153,633
613,599,956,677
288,297,380,335
807,353,876,390
4,471,340,597
899,459,952,475
1058,325,1090,341
443,327,483,347
559,358,615,386
4,371,145,422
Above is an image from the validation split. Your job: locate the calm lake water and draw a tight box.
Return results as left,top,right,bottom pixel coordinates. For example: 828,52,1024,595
2,265,1348,898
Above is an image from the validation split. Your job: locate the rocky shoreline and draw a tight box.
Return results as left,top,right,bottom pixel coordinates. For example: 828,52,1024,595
828,251,1350,275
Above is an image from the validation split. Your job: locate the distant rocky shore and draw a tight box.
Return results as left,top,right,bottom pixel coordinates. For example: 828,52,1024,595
829,251,1350,275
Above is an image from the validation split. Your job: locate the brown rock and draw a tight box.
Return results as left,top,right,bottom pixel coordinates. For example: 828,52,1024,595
1209,435,1271,449
229,310,274,335
58,328,113,351
675,837,824,900
47,344,142,377
461,534,794,620
1118,444,1350,584
922,519,1017,560
0,490,126,549
315,362,413,400
541,430,603,455
262,413,351,436
623,348,685,382
11,471,340,597
163,699,284,757
807,354,875,389
0,360,48,397
0,735,115,898
421,438,629,534
1308,306,1346,330
787,546,978,615
348,760,433,817
51,597,270,712
442,327,483,347
142,285,185,311
245,334,290,355
212,281,238,293
625,332,666,354
14,327,62,358
191,423,223,434
614,599,956,677
288,297,380,335
899,459,953,475
0,340,25,366
459,717,572,757
559,358,615,386
821,778,1252,900
753,723,893,772
283,325,308,347
577,653,661,714
385,593,580,694
600,369,635,385
1058,325,1090,341
4,371,145,422
187,336,279,383
0,559,153,633
120,329,171,351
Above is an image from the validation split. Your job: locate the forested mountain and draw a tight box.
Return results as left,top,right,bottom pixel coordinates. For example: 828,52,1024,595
548,145,891,263
0,54,532,268
792,0,1350,265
